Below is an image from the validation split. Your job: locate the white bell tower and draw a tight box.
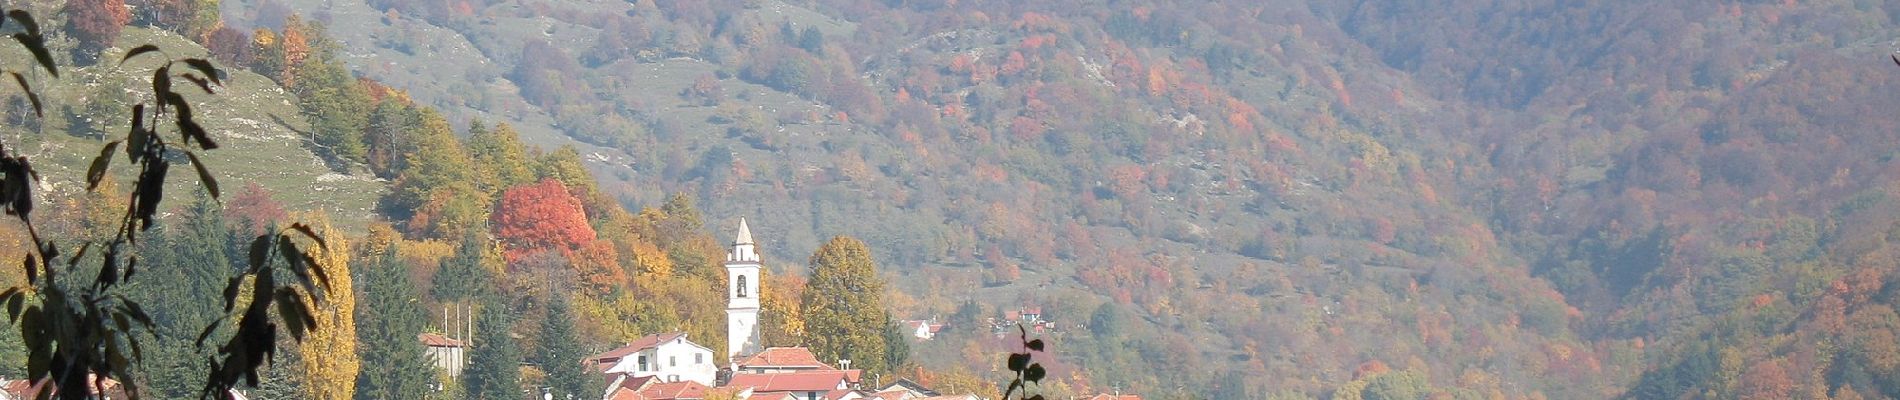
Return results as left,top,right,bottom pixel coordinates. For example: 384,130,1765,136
725,218,763,361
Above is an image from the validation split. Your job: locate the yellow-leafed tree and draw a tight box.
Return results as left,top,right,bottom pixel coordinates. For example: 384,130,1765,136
298,215,359,400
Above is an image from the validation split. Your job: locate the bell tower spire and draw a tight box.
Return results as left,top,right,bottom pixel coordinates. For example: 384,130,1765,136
725,218,762,361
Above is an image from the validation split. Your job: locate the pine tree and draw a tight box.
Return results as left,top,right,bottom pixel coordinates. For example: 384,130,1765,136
258,340,309,399
134,191,232,398
464,298,522,400
432,228,496,303
355,249,433,400
798,236,893,375
539,295,595,400
881,320,910,373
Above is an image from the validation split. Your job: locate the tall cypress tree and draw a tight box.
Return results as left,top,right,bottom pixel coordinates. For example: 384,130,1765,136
463,298,521,400
797,236,893,376
539,295,594,400
354,249,433,399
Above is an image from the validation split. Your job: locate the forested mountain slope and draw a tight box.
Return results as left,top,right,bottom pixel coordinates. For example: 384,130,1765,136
207,0,1900,398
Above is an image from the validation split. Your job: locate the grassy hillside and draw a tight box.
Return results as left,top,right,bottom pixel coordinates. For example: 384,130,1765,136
11,27,383,231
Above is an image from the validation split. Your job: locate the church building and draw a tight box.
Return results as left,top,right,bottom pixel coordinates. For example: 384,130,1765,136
726,218,764,361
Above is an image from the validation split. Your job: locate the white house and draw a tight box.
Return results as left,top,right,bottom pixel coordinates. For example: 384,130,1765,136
419,332,467,377
588,332,719,386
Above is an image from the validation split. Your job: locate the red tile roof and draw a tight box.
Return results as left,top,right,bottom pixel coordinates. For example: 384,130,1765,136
639,381,711,399
591,332,689,363
869,389,914,400
735,347,835,370
418,332,465,347
605,378,708,400
724,370,857,393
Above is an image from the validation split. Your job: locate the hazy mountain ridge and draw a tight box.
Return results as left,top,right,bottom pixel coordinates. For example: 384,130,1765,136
203,0,1900,398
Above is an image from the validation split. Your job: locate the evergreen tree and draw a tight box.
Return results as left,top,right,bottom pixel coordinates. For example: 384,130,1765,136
134,191,232,398
797,236,893,376
258,340,310,400
354,249,433,400
881,320,910,374
433,228,496,302
538,295,595,400
464,298,522,400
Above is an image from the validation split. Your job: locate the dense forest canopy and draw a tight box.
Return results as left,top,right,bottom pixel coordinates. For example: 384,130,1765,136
1,0,1898,398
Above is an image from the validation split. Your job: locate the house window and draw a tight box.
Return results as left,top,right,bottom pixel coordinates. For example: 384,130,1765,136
638,355,648,371
696,353,703,364
737,275,749,298
670,356,677,367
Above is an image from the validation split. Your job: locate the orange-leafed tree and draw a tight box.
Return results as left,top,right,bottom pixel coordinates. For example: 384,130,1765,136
491,179,596,261
568,239,625,296
64,0,131,62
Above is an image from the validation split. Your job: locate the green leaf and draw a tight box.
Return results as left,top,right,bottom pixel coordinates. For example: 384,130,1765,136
119,44,162,66
127,104,146,162
222,276,244,312
86,141,120,191
1026,339,1044,352
179,73,215,95
152,65,171,99
10,34,54,77
248,235,271,272
196,320,221,347
5,11,40,38
3,289,21,320
289,223,326,249
123,300,153,327
274,289,307,341
8,72,40,117
1008,353,1030,372
1024,363,1046,383
184,151,219,199
182,58,223,86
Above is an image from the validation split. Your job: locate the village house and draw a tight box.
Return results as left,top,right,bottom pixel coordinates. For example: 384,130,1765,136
733,347,839,374
899,320,943,341
604,375,714,400
419,332,467,377
586,220,980,400
588,332,719,386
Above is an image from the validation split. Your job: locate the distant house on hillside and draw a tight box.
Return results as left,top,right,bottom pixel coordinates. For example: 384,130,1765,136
900,320,943,341
419,332,467,377
589,332,719,386
991,306,1056,335
1083,393,1142,400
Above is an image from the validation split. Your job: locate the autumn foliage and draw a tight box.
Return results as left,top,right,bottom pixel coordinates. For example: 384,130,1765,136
491,178,596,261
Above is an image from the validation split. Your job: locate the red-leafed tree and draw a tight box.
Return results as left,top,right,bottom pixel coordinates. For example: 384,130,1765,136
64,0,131,62
491,178,596,261
224,182,288,236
